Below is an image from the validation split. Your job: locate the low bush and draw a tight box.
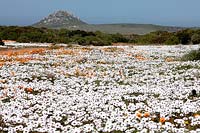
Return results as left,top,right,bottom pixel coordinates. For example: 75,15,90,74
181,48,200,61
176,29,193,45
76,36,111,46
165,35,179,45
191,34,200,44
0,38,5,46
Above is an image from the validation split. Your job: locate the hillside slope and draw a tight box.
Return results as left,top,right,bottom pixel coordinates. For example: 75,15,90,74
33,10,185,34
70,24,184,34
33,11,87,28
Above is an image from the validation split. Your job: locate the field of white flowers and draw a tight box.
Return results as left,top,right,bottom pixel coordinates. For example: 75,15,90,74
0,43,200,132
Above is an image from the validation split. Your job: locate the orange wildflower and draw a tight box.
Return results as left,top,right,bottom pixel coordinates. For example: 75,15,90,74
0,62,4,67
143,112,150,118
160,117,166,123
165,57,174,62
25,88,33,93
136,111,142,118
10,71,15,76
194,114,200,118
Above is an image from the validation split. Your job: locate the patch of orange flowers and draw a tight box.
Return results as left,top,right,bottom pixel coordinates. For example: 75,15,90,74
194,114,200,118
0,62,4,67
102,47,125,52
77,47,93,52
136,111,142,118
10,71,15,76
165,57,174,62
0,48,48,66
143,112,150,118
136,110,151,118
0,48,47,57
160,117,166,123
2,40,16,43
135,54,147,61
25,88,33,93
135,110,167,124
56,49,78,55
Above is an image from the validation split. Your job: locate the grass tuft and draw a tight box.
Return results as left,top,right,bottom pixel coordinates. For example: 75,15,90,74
181,48,200,61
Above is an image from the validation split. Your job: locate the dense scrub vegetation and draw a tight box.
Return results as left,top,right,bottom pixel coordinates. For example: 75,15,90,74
0,26,200,45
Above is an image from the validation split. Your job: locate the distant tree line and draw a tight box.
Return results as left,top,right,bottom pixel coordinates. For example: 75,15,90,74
0,26,200,45
128,30,200,45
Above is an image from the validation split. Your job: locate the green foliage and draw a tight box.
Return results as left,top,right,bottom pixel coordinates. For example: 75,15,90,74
0,26,111,46
17,35,30,43
110,33,129,43
181,48,200,61
127,34,140,43
0,26,200,45
132,31,171,44
176,29,193,44
191,34,200,44
76,36,111,46
149,31,172,44
165,35,179,45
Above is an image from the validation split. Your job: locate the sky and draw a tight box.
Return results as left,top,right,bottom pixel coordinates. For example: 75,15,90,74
0,0,200,27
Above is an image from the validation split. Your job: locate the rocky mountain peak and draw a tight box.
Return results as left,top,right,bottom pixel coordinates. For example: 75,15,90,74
33,10,87,28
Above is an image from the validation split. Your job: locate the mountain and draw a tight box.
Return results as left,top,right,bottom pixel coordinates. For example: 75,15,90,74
33,10,185,34
33,10,87,28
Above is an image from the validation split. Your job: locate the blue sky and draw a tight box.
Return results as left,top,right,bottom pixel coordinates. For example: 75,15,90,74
0,0,200,27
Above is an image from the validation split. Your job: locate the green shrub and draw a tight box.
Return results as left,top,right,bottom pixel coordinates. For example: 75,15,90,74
134,31,171,44
76,37,87,45
0,38,5,46
191,34,200,44
181,48,200,61
17,35,30,43
111,33,129,43
176,30,193,44
165,35,179,45
76,36,111,46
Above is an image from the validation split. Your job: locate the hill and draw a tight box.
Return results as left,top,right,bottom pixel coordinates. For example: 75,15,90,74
33,10,185,34
33,10,87,28
70,23,184,34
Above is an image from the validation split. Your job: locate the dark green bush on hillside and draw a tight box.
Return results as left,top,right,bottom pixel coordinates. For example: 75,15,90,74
76,36,111,46
176,29,193,45
191,34,200,44
165,35,179,45
17,35,30,43
133,31,171,44
111,33,129,43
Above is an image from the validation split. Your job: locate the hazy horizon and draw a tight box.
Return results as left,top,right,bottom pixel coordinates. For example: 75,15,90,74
0,0,200,27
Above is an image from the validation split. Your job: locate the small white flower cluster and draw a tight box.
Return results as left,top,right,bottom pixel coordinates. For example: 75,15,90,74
0,44,200,132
